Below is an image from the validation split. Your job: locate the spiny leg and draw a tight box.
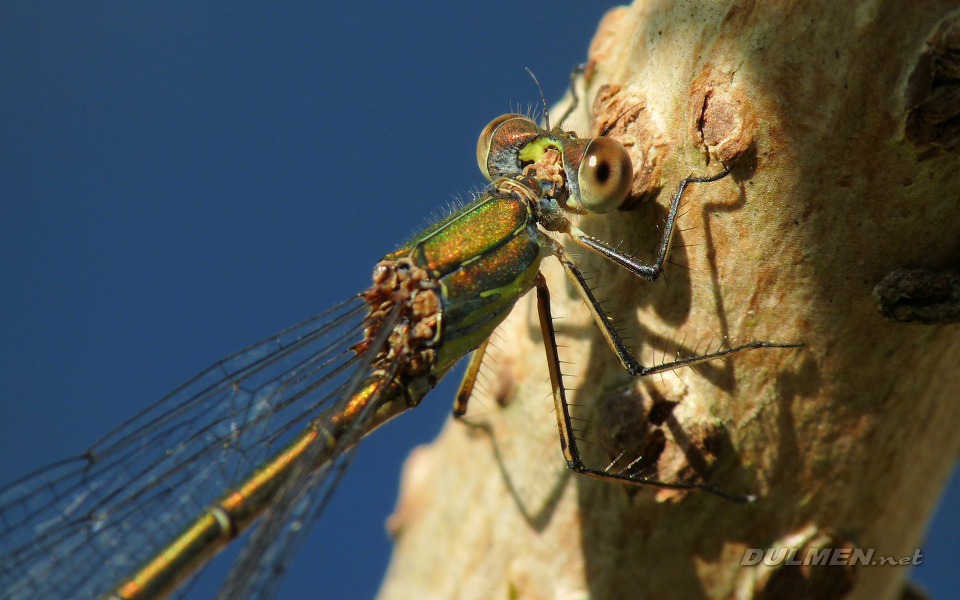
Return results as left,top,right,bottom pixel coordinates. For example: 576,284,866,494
532,270,752,501
552,163,798,373
548,167,794,497
554,245,800,377
452,337,490,418
564,166,733,281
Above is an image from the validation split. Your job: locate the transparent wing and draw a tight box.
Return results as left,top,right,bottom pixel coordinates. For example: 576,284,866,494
213,307,404,600
0,295,375,600
213,443,362,600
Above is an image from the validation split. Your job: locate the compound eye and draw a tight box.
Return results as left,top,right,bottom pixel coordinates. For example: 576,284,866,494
577,137,633,214
476,114,525,181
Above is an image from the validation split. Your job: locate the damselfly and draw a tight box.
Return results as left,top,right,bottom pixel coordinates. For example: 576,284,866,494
0,6,801,600
0,55,796,596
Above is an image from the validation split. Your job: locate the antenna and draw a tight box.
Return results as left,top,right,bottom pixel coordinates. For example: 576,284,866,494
524,67,550,130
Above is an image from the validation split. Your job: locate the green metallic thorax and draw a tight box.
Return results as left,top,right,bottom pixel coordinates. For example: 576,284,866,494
384,179,549,374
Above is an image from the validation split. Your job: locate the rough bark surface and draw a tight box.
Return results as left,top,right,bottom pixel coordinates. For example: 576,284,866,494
378,2,960,599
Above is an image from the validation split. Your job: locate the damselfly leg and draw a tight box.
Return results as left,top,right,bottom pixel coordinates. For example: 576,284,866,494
454,165,800,501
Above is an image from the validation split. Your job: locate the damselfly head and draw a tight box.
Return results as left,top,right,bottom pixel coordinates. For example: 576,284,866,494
476,114,633,215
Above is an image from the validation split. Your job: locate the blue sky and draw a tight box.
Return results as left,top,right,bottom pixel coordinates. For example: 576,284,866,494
0,2,955,599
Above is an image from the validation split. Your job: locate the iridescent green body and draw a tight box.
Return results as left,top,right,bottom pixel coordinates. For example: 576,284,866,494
384,176,552,374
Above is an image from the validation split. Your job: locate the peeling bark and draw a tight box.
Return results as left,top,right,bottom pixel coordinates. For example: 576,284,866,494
378,2,960,599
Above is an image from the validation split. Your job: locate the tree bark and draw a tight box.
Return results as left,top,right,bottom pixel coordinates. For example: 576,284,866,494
378,2,960,599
